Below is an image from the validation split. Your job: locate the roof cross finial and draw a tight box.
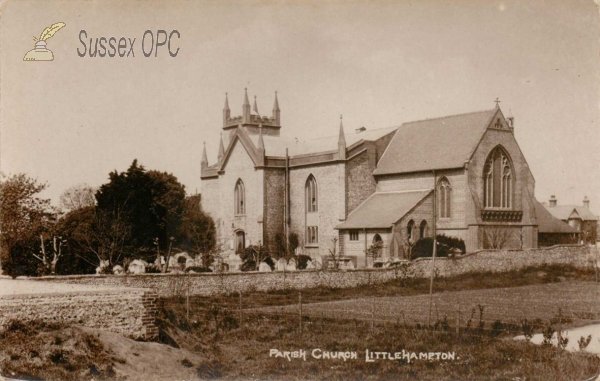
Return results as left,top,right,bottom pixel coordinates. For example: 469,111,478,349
494,98,501,108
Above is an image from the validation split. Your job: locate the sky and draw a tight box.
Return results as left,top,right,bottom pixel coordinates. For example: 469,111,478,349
1,0,599,213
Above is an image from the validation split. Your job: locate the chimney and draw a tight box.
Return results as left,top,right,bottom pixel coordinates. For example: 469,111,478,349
549,195,557,207
583,196,590,209
355,126,366,134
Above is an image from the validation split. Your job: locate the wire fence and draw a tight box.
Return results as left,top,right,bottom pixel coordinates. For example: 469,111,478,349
158,282,600,343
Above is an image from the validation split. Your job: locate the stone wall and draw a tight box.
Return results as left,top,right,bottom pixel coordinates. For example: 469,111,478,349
31,246,595,298
0,288,158,340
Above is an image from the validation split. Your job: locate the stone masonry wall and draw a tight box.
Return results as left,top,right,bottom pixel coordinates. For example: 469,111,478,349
0,289,158,340
32,246,595,298
264,168,286,254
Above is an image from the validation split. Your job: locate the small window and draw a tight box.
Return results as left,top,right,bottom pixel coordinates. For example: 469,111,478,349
407,220,415,241
419,220,428,239
307,226,319,244
349,230,359,241
234,179,245,215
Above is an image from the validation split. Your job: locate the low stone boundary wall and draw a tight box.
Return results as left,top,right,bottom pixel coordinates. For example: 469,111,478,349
0,288,159,340
411,244,596,278
32,245,596,298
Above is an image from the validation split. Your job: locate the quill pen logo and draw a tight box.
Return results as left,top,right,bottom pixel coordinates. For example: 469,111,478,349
23,22,66,61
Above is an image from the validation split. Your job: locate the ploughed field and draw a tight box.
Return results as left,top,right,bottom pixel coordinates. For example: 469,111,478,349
258,281,600,327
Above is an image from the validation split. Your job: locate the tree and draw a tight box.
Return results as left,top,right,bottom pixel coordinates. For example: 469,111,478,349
240,242,269,271
483,226,513,249
54,204,132,272
0,174,56,277
59,183,96,212
176,195,216,266
34,234,66,275
95,160,186,259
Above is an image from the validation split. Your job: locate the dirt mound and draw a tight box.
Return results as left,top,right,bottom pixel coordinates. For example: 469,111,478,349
81,327,206,381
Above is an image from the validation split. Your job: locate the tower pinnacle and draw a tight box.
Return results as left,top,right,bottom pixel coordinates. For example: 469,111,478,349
272,91,281,125
253,96,260,116
223,92,231,127
243,88,251,123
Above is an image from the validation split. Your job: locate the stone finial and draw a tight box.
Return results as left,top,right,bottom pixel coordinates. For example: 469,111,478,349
201,141,208,164
218,132,225,162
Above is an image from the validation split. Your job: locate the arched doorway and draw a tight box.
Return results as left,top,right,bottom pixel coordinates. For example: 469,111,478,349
235,230,246,254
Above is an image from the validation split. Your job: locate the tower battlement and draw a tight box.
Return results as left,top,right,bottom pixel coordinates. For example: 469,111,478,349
222,89,281,136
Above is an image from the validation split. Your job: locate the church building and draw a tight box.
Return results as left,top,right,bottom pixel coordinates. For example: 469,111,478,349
200,90,540,269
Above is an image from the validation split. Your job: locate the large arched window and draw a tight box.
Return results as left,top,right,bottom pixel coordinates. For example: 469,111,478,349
483,146,513,209
438,177,452,219
234,179,245,215
305,175,318,213
305,175,319,244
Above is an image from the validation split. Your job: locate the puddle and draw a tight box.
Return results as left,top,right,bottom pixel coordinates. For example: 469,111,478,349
514,323,600,355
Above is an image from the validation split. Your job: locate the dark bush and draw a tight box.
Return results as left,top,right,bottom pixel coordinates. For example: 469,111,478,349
145,264,162,273
185,266,213,273
297,255,312,270
411,234,466,260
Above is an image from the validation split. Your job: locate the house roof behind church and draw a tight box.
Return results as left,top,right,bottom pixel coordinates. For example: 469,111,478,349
545,205,598,221
335,189,431,230
533,199,580,234
247,125,398,157
373,109,498,176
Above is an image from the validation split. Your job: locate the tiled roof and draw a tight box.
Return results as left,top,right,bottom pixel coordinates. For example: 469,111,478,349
373,109,499,176
533,199,579,234
545,205,598,221
247,125,398,157
335,190,431,229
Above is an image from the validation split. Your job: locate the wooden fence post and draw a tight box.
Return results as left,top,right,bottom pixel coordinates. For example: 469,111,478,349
371,296,375,330
299,291,303,336
456,303,461,337
239,292,243,326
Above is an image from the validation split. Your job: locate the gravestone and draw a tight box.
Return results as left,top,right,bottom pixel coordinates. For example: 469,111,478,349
128,259,147,274
286,258,297,271
345,260,355,270
112,265,124,275
96,260,109,274
276,258,287,271
227,253,242,272
259,261,272,272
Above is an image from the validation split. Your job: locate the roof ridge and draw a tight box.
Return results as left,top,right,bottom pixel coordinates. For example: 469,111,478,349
376,189,431,194
402,108,497,126
303,124,400,142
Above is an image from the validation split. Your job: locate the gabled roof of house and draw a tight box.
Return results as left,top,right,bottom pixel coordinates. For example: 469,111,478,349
373,108,500,176
335,189,432,230
545,205,598,221
533,199,580,234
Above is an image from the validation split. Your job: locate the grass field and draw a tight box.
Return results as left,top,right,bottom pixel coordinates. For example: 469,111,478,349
260,281,600,328
153,264,600,380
